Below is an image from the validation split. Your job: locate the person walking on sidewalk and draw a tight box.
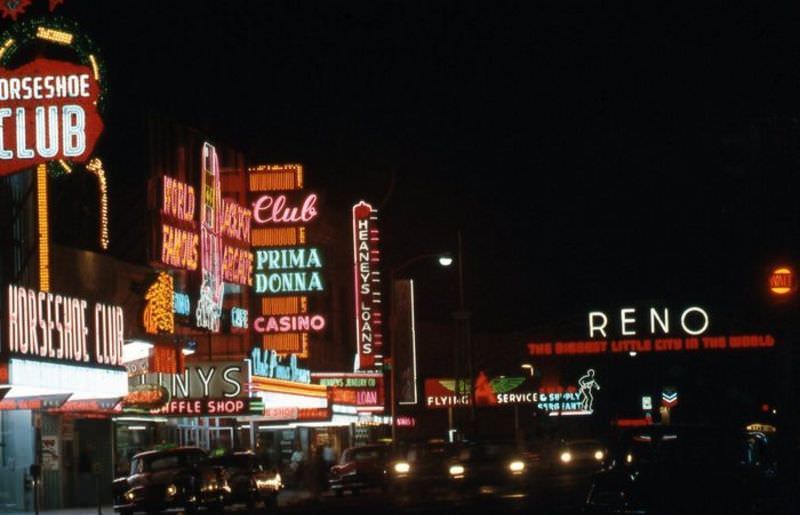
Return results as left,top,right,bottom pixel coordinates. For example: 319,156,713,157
289,448,305,488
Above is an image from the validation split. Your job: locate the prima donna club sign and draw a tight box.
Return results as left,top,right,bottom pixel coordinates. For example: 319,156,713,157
0,58,103,176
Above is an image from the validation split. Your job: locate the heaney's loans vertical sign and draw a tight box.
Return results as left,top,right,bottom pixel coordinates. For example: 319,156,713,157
352,201,383,371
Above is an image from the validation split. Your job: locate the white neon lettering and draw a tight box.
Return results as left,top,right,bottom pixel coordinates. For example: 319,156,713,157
588,312,608,338
15,107,34,158
620,308,636,336
681,306,709,336
35,106,59,158
62,105,85,157
650,307,669,334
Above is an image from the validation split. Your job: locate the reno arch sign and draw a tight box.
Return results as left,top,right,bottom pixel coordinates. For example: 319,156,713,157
528,304,775,357
0,58,103,176
588,306,710,338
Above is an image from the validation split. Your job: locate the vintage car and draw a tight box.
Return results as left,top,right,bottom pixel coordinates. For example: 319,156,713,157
388,440,466,505
552,438,608,471
585,426,776,514
328,444,391,496
112,447,226,514
453,440,536,500
205,450,282,512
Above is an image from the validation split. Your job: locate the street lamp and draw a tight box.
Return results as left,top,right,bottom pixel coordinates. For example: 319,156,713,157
389,252,452,449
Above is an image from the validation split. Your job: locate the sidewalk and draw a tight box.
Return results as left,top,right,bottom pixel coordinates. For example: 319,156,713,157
0,489,316,514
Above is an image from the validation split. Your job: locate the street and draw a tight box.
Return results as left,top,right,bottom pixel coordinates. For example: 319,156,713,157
278,472,594,515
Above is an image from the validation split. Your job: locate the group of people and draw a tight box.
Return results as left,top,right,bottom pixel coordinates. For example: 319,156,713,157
288,443,338,493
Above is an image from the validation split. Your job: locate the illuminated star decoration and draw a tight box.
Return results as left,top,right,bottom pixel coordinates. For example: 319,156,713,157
1,0,32,21
49,0,64,12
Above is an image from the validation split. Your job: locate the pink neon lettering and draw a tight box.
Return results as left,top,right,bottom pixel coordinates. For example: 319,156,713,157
253,194,318,224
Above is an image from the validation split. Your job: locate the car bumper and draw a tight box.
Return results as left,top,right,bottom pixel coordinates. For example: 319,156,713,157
329,475,384,491
114,491,223,513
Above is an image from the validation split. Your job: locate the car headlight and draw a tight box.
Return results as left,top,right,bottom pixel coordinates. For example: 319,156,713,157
124,490,135,502
393,461,411,474
594,450,605,461
508,460,525,473
625,453,633,464
201,479,220,493
560,451,572,463
165,484,177,498
448,464,465,477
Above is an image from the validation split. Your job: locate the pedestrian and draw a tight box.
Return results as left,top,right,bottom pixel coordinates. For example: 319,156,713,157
289,448,305,487
313,447,326,498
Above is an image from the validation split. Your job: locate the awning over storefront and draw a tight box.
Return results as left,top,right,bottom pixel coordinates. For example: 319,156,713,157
0,358,128,401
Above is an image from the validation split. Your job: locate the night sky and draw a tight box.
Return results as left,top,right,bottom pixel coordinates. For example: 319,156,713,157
56,1,800,335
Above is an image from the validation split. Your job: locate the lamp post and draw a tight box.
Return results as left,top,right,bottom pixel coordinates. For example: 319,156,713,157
389,252,452,449
451,231,473,439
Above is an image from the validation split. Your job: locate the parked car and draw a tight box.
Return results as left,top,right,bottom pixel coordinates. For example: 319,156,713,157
112,447,225,515
328,444,390,496
206,450,282,512
585,426,775,514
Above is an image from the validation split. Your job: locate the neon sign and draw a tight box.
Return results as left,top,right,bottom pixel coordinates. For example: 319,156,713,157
528,334,776,356
162,175,195,222
249,347,311,384
352,201,383,371
196,142,224,332
151,398,262,417
173,292,190,316
252,193,319,225
248,164,323,357
253,247,324,294
253,314,326,333
222,244,252,285
133,362,245,399
588,306,710,338
143,272,174,335
313,372,384,408
769,267,796,296
161,224,199,270
230,307,248,329
577,369,600,412
220,199,252,242
0,59,104,176
262,406,331,422
6,284,124,367
159,174,251,286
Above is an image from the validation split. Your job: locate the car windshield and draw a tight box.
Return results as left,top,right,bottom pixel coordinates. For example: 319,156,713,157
568,441,603,451
207,454,256,470
461,442,520,461
622,431,740,467
143,450,206,472
341,447,385,464
405,443,459,464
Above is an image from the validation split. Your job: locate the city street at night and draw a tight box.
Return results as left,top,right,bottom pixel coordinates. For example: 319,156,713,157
1,1,800,514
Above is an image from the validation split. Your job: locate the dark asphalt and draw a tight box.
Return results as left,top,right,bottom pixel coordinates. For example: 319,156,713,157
278,471,594,515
